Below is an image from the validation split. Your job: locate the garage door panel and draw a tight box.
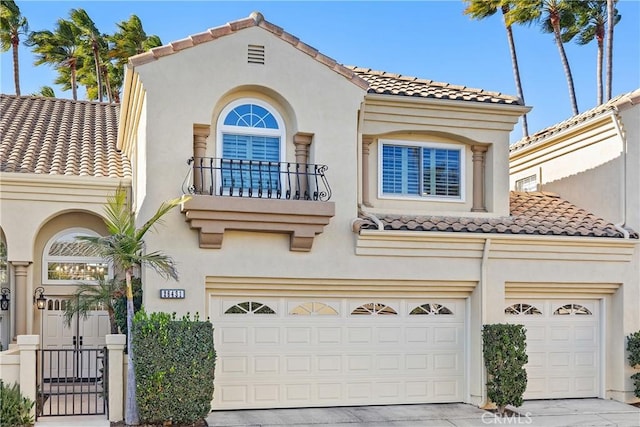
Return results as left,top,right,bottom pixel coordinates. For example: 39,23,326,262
317,327,341,343
406,327,429,343
254,356,279,373
347,327,372,343
255,384,279,402
433,326,459,344
575,376,597,393
506,299,600,400
221,356,248,374
574,352,596,368
286,327,311,344
377,354,401,371
256,327,280,344
378,327,402,343
406,354,429,370
212,297,466,409
221,328,247,344
574,326,597,342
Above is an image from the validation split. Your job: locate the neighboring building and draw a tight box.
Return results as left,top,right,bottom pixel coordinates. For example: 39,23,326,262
510,89,640,233
1,12,638,414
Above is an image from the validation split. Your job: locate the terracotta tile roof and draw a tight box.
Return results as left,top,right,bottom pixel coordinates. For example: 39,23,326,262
0,94,130,178
129,12,519,106
510,89,640,152
358,192,637,239
348,67,522,105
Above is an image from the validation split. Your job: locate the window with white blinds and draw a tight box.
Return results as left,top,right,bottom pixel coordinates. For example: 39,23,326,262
217,100,285,192
380,140,463,199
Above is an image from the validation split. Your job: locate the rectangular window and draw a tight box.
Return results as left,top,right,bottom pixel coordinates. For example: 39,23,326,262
381,141,463,199
515,175,537,192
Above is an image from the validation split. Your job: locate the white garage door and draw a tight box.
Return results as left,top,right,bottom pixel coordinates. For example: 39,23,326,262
210,297,466,409
506,299,600,399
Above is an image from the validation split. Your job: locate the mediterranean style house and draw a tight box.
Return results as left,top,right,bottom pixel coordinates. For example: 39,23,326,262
1,12,638,412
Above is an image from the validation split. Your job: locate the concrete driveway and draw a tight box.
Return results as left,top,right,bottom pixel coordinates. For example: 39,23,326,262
206,399,640,427
33,398,640,426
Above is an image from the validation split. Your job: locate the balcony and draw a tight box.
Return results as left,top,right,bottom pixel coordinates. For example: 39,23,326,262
181,157,335,252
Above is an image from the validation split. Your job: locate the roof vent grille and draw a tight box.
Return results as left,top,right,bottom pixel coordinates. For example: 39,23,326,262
248,45,265,64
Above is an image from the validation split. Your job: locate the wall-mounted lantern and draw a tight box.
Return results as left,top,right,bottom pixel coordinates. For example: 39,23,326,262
33,286,47,310
0,288,9,311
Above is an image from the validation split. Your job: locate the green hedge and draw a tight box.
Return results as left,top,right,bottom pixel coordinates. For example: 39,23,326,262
482,323,528,416
0,381,34,427
627,330,640,398
133,311,216,425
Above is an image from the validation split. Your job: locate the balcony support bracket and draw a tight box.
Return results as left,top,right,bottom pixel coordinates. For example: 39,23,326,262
182,195,335,252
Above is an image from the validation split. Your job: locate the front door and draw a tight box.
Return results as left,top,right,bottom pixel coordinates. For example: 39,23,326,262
41,298,109,380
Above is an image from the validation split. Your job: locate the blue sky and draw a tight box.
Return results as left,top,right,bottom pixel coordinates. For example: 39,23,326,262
1,0,639,143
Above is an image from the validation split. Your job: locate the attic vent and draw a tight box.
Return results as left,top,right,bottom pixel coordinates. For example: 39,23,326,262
248,44,265,64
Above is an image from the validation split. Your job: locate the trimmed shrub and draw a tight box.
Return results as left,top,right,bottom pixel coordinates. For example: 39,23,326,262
133,311,216,425
0,381,35,427
627,330,640,398
482,323,528,416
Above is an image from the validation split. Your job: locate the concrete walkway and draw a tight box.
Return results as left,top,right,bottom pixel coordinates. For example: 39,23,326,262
33,399,640,427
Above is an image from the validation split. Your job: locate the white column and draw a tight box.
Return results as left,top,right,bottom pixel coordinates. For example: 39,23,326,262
17,335,39,418
106,334,126,422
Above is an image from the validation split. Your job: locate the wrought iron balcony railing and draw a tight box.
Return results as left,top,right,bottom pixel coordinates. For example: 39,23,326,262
184,157,332,201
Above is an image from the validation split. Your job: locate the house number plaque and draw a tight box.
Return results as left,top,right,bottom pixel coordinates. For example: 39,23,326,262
159,289,186,299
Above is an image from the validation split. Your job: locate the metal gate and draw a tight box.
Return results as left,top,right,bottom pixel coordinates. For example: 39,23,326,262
36,347,108,418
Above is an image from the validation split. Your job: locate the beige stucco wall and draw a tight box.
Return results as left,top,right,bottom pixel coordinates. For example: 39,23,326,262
109,22,640,404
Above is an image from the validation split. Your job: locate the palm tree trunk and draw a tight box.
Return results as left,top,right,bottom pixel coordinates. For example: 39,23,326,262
597,37,604,105
102,65,113,103
552,24,579,116
12,39,20,96
605,0,614,101
504,20,529,137
92,43,103,102
107,307,118,334
125,268,139,425
70,59,78,101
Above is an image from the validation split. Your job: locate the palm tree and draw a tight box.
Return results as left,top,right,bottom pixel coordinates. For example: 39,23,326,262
605,0,617,101
464,0,529,137
69,8,106,101
63,277,124,335
0,0,29,95
565,1,620,105
508,0,580,116
77,186,185,425
32,86,55,97
108,15,162,101
27,19,83,100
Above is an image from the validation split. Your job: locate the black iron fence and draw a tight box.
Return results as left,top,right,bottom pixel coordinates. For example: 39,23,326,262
184,157,332,201
36,348,107,418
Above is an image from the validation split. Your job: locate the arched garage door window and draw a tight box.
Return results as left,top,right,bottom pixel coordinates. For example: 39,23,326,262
42,229,112,285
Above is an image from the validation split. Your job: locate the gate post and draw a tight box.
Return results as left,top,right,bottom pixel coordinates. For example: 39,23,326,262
17,335,39,418
106,334,126,422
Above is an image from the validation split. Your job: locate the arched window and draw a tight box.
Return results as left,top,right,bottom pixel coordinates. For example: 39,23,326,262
553,304,592,315
42,229,111,284
505,303,542,315
410,303,453,315
351,302,397,315
224,301,276,314
290,302,338,315
217,99,285,195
